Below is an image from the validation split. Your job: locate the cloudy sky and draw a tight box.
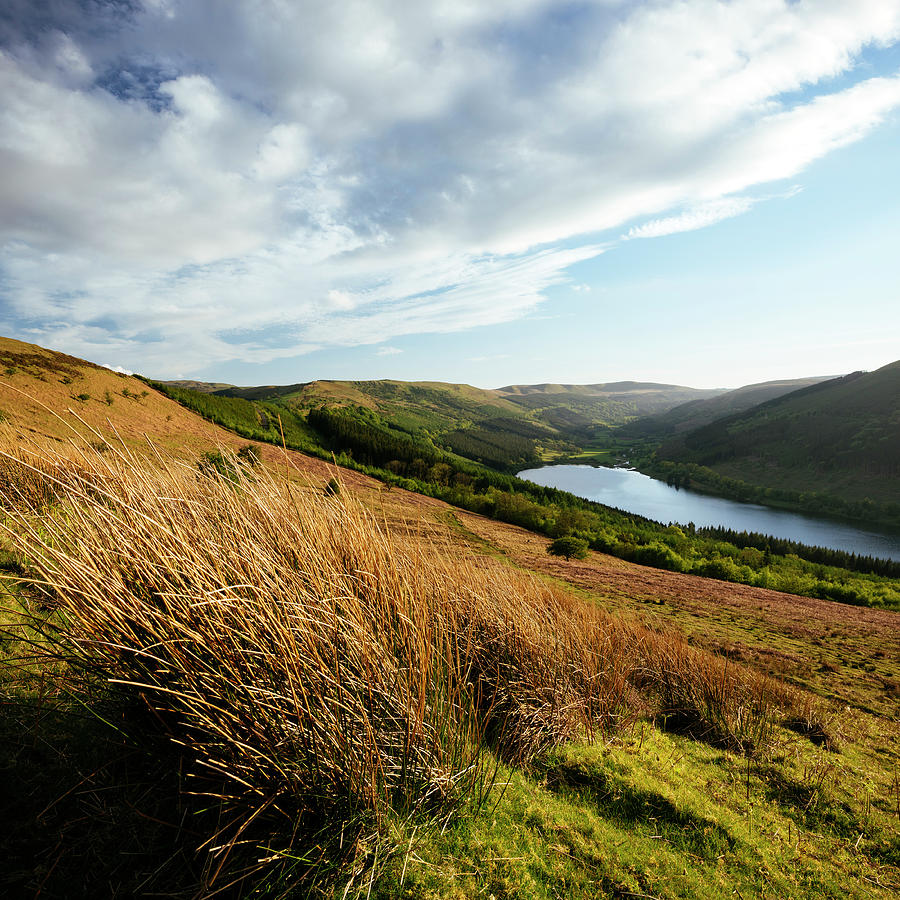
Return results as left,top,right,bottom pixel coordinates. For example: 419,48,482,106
1,0,899,388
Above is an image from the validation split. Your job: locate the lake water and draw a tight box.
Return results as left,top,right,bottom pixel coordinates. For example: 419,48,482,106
517,464,900,562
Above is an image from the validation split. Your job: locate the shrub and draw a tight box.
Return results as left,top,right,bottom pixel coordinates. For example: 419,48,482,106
547,535,589,560
630,541,686,572
236,442,260,466
197,447,259,483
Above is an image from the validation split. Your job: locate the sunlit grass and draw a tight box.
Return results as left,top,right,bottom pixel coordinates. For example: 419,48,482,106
0,437,891,898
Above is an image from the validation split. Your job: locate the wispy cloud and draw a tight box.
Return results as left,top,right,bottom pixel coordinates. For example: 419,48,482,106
376,346,402,356
627,197,758,240
1,1,899,374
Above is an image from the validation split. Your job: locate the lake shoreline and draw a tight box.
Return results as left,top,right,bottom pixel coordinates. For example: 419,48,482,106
544,455,900,534
517,463,900,562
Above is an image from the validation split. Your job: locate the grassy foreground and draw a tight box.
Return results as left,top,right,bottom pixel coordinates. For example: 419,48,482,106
0,438,898,898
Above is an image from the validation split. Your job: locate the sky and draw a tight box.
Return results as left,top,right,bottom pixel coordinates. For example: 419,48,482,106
1,0,899,390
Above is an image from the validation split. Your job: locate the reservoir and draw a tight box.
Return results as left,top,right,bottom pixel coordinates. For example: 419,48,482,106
517,464,900,562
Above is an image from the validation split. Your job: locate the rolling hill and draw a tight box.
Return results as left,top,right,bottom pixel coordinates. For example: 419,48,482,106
1,335,898,899
161,376,723,471
494,380,724,439
620,375,834,440
652,361,900,513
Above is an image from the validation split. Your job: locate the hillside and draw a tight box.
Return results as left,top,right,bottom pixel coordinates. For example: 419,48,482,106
163,376,722,471
652,362,900,515
495,380,723,436
164,380,235,393
621,376,833,440
0,336,243,456
1,337,898,898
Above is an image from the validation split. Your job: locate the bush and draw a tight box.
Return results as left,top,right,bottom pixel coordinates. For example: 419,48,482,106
236,443,260,466
197,447,259,483
630,541,686,572
547,536,589,561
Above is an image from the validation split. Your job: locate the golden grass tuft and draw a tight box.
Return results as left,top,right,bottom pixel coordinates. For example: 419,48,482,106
0,439,824,894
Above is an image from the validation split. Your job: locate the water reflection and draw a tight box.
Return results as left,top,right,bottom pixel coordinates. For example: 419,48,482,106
517,464,900,562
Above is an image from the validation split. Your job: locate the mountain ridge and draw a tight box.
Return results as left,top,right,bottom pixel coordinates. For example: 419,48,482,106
653,360,900,508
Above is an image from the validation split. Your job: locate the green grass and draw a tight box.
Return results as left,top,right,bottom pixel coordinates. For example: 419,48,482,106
373,727,899,899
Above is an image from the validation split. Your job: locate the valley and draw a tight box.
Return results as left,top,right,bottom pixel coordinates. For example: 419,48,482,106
0,335,897,899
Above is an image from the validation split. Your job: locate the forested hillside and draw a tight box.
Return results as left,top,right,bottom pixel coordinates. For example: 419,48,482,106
650,362,900,524
621,376,832,440
165,377,721,470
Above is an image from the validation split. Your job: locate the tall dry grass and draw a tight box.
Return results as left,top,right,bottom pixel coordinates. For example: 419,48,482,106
0,441,626,888
0,438,818,893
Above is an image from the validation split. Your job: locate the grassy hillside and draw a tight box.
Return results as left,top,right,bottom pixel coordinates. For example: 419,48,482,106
159,377,722,472
0,336,243,456
2,438,898,899
170,377,572,470
621,376,833,440
650,362,900,524
1,338,898,898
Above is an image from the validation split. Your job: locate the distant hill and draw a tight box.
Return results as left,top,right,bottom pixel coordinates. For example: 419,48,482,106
161,377,723,471
496,380,717,398
654,361,900,509
494,381,724,438
163,380,235,393
621,376,833,440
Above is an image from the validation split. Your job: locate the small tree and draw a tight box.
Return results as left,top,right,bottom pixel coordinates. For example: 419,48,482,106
198,450,236,482
236,443,260,466
547,536,589,561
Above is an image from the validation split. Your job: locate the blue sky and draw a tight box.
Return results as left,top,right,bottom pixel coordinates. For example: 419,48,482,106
1,1,899,389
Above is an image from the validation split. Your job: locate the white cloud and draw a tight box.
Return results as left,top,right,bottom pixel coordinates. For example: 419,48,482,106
627,197,758,240
376,346,403,356
1,0,899,374
326,289,358,311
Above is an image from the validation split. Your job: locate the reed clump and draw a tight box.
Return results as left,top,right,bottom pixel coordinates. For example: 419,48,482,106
0,443,632,890
0,440,823,893
626,628,795,752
